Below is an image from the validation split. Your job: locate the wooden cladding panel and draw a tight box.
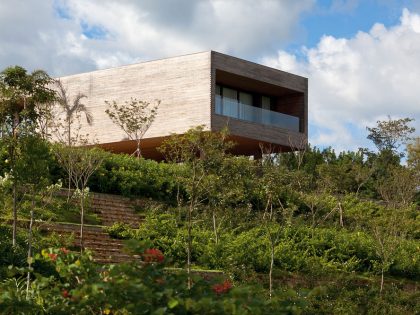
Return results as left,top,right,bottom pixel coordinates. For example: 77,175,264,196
274,93,306,134
211,51,308,93
57,52,212,144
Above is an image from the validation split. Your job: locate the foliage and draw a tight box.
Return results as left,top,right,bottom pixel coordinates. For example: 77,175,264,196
0,245,309,315
0,225,27,279
133,211,419,282
105,98,159,158
105,222,135,239
159,126,235,283
54,145,105,250
0,65,56,247
407,136,420,171
1,118,419,313
0,66,55,137
87,151,180,202
366,116,415,155
53,79,92,146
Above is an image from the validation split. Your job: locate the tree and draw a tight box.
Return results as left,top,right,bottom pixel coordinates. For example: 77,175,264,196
206,155,255,245
0,66,55,246
407,137,420,172
367,116,415,156
54,80,94,201
105,98,159,158
371,209,406,294
54,145,104,251
13,136,52,298
54,80,93,146
159,126,233,287
258,154,290,299
377,166,418,209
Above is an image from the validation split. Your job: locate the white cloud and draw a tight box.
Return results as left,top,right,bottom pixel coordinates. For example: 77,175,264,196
0,0,313,76
263,8,420,152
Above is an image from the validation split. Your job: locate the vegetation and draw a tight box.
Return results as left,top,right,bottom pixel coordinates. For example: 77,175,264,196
54,79,93,146
0,65,419,314
105,98,159,158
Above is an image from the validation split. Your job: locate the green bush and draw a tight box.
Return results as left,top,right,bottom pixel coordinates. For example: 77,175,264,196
87,152,182,202
0,245,309,315
105,222,135,239
0,225,27,279
131,212,420,280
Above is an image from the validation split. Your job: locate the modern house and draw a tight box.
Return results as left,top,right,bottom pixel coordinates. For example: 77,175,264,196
57,51,308,159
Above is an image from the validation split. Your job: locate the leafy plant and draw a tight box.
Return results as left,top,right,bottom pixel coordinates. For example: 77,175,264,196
105,222,135,239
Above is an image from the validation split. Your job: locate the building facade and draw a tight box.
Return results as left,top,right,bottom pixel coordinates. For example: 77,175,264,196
58,51,308,159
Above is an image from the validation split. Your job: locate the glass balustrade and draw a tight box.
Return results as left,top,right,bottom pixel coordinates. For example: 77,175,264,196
215,95,299,132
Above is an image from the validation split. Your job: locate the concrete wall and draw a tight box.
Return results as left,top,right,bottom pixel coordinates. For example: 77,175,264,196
57,52,212,145
56,50,308,156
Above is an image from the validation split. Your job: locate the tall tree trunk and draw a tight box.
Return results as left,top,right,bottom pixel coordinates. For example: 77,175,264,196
380,267,384,294
26,196,35,299
67,120,71,146
136,140,142,159
269,239,275,299
12,182,17,247
66,174,72,203
80,189,85,253
212,208,218,245
11,116,18,247
66,121,72,203
187,201,193,289
338,202,344,227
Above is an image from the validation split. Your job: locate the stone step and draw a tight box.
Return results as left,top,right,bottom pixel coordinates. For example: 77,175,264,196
49,191,150,264
41,223,104,233
83,239,125,246
85,246,127,253
101,223,139,229
94,211,142,218
98,217,142,224
90,203,134,211
91,199,131,205
93,208,134,214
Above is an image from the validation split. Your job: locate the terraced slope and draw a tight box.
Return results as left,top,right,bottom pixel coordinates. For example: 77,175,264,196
42,222,133,263
89,192,143,228
43,192,145,263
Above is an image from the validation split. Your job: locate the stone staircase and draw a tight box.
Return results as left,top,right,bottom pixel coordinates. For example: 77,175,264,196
45,191,146,263
42,222,134,264
89,192,143,228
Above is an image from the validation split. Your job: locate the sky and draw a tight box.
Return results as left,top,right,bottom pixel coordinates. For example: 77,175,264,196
0,0,419,153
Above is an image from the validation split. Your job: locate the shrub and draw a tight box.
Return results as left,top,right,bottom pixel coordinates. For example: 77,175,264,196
0,225,27,278
105,222,135,239
0,245,309,315
87,152,182,202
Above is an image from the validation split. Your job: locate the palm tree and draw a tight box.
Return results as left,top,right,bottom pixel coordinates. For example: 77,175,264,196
55,80,93,146
55,80,94,201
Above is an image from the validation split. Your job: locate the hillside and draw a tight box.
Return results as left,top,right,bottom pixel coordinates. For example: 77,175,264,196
0,126,419,314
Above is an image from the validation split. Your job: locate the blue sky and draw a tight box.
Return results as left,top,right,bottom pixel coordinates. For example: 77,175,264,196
0,0,418,152
301,0,413,46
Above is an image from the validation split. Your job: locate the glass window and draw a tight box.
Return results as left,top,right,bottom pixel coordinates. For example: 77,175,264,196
222,87,238,118
215,85,222,114
239,92,252,105
261,96,271,124
239,92,252,120
223,87,237,100
261,96,271,110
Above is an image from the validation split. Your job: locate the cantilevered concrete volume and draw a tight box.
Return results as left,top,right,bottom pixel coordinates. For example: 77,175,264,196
57,51,308,159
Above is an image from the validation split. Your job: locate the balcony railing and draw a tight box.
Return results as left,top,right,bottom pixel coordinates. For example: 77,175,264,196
215,95,299,132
